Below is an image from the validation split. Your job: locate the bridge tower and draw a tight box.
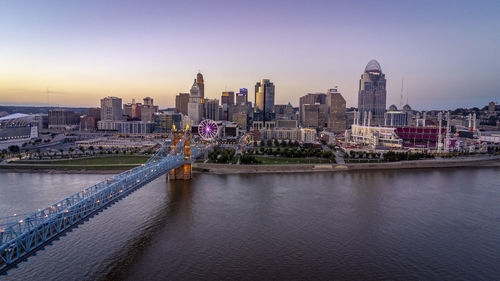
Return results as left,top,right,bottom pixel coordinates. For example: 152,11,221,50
169,131,192,180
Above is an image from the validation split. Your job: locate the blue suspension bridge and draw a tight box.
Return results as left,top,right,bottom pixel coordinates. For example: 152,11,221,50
0,130,205,274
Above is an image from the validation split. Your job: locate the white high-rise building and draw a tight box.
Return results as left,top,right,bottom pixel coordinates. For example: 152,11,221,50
188,79,203,124
100,96,123,121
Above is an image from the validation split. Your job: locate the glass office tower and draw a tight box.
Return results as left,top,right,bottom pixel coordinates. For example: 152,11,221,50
358,60,386,126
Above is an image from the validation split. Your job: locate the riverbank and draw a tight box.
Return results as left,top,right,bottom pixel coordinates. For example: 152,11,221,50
194,155,500,174
0,165,129,174
1,155,498,174
0,155,148,174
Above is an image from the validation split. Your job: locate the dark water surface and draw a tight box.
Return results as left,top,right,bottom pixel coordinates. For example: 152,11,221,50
1,168,499,280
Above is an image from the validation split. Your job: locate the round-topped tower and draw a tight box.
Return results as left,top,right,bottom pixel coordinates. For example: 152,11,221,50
358,59,387,126
365,59,382,74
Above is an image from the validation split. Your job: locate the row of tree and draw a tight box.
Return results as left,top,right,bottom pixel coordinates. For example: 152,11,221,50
253,139,301,148
345,150,434,162
487,147,500,155
208,147,237,164
0,144,151,161
345,150,381,159
208,146,336,164
240,154,261,164
381,151,434,162
246,147,329,158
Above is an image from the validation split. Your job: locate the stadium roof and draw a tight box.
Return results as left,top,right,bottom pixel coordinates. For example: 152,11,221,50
0,113,30,121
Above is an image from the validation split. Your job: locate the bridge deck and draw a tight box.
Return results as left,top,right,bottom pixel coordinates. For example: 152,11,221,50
0,135,202,274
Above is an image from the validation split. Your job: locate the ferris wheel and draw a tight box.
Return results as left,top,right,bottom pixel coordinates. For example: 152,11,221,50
198,119,219,141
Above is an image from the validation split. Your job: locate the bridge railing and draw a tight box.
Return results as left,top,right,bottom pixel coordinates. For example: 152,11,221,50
0,131,207,273
0,134,187,246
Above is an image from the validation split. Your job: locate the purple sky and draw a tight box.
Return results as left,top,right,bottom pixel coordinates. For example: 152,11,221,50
0,0,499,109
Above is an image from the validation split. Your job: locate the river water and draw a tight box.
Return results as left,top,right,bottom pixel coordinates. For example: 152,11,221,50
0,168,499,280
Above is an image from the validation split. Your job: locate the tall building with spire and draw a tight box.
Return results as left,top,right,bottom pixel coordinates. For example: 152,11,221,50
358,59,387,126
197,72,204,100
188,76,203,124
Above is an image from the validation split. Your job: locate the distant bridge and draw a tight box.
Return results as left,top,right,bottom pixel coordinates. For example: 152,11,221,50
0,130,205,274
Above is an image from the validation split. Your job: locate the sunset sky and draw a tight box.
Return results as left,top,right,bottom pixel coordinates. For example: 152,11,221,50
0,0,499,109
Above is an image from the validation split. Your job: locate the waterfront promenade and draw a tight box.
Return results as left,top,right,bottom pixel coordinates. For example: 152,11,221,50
194,155,500,174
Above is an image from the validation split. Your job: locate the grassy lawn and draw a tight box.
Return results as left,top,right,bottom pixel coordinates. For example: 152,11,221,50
254,156,332,165
0,165,137,170
11,156,150,165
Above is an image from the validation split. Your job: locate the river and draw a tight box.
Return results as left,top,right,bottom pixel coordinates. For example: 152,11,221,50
1,168,499,280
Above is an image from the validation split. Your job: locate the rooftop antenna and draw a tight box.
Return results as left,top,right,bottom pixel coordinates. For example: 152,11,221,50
400,78,404,107
406,86,409,105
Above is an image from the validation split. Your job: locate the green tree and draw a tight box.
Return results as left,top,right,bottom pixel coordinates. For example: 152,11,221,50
240,154,261,164
273,139,279,146
8,145,20,154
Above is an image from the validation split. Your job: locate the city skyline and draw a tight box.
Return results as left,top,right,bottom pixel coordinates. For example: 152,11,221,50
0,0,499,109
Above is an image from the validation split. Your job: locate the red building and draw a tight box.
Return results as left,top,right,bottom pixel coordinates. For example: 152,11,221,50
80,116,97,131
395,126,446,148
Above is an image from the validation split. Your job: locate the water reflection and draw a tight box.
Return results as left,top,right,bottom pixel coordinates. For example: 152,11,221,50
98,180,194,281
1,168,499,280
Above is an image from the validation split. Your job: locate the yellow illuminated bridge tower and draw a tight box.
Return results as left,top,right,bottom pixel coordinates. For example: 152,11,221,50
169,130,192,180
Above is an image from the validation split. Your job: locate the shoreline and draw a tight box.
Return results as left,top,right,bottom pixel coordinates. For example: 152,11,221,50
2,156,498,175
193,156,500,175
0,168,125,174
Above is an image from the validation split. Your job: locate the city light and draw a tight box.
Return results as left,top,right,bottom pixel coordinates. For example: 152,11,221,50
0,2,497,277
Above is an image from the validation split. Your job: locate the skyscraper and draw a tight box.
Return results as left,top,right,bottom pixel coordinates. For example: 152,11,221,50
302,104,321,128
221,91,235,106
299,93,326,126
236,88,248,105
254,79,275,123
204,98,220,121
175,93,190,115
358,59,387,126
326,88,347,132
188,79,203,124
100,96,123,121
197,72,205,100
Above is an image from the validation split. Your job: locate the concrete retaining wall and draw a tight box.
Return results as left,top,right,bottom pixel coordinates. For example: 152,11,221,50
194,156,500,174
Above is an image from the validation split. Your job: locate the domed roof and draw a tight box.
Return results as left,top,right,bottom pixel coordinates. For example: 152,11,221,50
365,59,382,73
403,104,412,111
388,104,398,111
